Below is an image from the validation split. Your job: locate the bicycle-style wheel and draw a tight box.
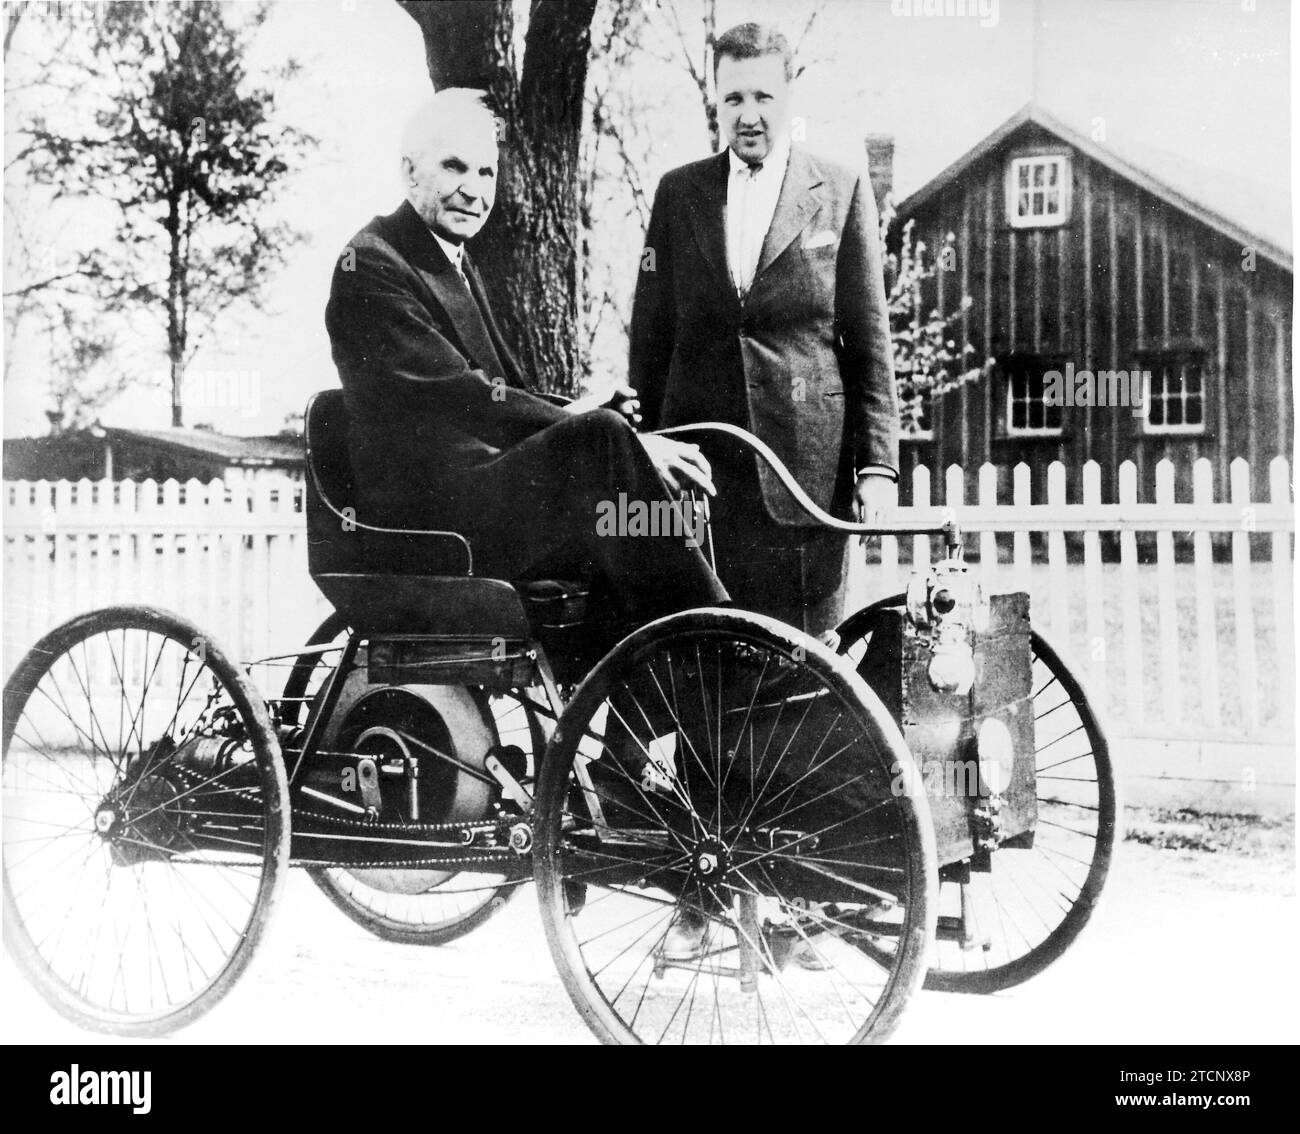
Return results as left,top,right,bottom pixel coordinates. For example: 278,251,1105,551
3,607,289,1034
835,598,1117,993
535,609,937,1045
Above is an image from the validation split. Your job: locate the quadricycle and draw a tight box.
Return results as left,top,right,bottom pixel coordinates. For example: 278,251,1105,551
2,390,1115,1044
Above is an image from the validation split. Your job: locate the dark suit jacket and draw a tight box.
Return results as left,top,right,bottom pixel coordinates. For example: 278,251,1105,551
325,200,567,523
629,147,898,527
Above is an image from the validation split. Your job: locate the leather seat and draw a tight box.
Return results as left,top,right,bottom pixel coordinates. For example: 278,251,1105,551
304,390,589,636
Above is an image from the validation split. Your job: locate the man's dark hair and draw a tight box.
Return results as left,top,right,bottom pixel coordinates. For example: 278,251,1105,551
712,22,793,82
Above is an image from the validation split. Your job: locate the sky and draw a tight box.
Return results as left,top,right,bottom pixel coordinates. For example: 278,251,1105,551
1,0,1291,438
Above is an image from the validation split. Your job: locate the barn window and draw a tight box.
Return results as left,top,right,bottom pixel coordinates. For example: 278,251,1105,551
1005,358,1063,436
1007,155,1071,228
1142,354,1205,434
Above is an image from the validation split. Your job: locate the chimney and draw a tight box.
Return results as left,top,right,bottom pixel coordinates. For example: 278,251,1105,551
864,133,894,213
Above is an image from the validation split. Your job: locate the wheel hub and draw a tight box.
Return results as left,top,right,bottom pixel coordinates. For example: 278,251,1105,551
689,837,730,888
94,807,117,836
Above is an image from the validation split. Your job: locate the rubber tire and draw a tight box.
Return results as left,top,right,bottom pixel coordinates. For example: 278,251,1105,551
2,606,289,1036
533,607,938,1045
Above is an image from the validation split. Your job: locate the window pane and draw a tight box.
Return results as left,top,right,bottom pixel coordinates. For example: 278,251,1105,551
1018,164,1030,188
1033,164,1044,187
1046,190,1060,214
1018,191,1030,217
1032,191,1044,214
1048,162,1059,186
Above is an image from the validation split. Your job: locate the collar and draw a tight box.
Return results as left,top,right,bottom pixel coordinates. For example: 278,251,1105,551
430,229,465,272
727,134,791,180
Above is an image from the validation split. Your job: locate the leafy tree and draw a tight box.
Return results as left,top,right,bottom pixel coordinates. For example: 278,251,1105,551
20,0,316,426
43,310,123,432
879,196,988,437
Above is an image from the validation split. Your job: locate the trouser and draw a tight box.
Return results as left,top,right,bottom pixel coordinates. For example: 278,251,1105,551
701,435,849,638
437,408,728,630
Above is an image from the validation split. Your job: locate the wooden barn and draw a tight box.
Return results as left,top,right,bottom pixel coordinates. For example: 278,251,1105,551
890,103,1292,504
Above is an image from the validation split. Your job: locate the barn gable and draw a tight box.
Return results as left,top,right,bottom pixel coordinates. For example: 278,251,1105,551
893,104,1293,504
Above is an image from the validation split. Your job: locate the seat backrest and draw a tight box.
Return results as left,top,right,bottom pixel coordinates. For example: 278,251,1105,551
303,389,473,578
304,389,365,576
305,389,355,517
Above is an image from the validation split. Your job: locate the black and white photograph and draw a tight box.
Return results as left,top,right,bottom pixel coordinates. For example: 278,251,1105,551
0,0,1294,1075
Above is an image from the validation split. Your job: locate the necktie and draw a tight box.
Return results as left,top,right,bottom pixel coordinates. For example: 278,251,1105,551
733,161,764,297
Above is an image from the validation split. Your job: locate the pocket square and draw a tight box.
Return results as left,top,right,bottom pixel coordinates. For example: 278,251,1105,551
802,231,837,250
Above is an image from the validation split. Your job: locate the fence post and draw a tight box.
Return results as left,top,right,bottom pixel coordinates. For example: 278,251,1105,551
977,463,998,584
912,464,932,573
199,479,222,637
226,481,249,662
1154,459,1180,726
72,479,93,624
1270,456,1295,735
1082,461,1105,699
1230,458,1260,731
1118,461,1144,730
1012,463,1032,599
138,479,159,611
160,479,182,619
1191,459,1222,730
1046,462,1068,641
945,464,965,574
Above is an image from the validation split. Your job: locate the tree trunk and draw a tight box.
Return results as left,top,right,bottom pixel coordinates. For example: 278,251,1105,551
397,0,597,396
167,197,184,427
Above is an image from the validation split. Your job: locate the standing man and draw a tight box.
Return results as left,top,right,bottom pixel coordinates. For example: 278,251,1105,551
326,89,726,636
630,22,898,637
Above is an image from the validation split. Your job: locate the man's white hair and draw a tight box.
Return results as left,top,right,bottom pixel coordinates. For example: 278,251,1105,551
400,88,498,168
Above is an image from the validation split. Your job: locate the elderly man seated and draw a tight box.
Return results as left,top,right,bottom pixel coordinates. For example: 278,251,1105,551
325,89,728,638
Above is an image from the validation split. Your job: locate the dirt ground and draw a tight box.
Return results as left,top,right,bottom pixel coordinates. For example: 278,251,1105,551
3,807,1295,1046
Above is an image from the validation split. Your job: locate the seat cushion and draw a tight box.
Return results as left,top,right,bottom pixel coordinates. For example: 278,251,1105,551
313,574,532,639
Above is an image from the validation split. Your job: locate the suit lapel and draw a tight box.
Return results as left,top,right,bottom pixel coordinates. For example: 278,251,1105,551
684,153,736,300
387,201,507,380
754,148,825,283
463,253,526,388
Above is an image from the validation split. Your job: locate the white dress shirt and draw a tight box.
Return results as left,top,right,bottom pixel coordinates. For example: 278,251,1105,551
725,135,790,298
432,230,469,284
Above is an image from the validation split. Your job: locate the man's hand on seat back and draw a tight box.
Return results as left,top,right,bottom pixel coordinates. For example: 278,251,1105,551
563,383,642,426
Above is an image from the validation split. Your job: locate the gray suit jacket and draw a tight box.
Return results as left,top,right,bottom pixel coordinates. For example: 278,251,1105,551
630,147,898,526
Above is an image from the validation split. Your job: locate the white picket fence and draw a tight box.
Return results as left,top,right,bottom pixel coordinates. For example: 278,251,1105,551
3,457,1294,749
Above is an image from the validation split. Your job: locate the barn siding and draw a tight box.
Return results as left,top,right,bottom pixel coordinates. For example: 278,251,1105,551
901,127,1292,504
